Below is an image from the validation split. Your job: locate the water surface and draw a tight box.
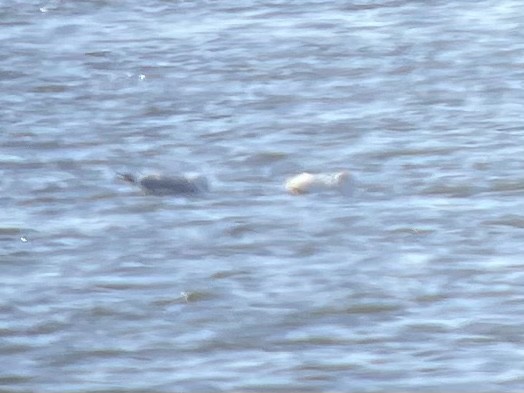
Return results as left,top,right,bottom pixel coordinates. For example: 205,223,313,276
2,0,524,391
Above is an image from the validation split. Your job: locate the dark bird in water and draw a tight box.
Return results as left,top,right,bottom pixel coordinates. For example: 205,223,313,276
118,173,209,196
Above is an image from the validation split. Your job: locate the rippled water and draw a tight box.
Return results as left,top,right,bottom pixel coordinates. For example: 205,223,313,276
2,0,524,391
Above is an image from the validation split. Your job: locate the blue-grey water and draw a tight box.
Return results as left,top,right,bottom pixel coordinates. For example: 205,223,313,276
2,0,524,391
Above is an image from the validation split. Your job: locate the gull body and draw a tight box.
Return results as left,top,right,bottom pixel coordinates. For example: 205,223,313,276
285,171,353,195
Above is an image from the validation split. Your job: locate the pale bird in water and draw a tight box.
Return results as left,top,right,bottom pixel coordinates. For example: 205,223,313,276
118,173,209,196
285,171,353,195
